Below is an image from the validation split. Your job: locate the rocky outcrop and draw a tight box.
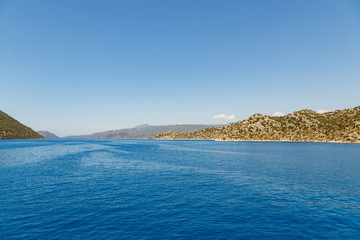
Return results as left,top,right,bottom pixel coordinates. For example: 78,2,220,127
153,130,177,139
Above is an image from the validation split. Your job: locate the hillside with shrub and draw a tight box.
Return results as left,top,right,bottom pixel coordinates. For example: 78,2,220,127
0,110,43,139
154,106,360,143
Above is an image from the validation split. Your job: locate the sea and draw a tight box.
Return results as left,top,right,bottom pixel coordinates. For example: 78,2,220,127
1,139,360,239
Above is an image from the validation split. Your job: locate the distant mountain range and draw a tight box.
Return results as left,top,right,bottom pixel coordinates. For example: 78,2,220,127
37,131,60,139
154,106,360,143
4,106,360,143
0,110,43,139
66,124,221,139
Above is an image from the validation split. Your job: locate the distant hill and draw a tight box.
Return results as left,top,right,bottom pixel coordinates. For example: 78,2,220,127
66,124,221,139
37,131,60,139
0,110,43,139
154,106,360,143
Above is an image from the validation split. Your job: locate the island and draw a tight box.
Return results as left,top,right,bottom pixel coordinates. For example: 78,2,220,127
153,106,360,143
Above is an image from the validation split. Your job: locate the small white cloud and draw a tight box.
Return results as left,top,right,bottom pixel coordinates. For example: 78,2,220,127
272,112,284,117
212,114,235,120
317,109,329,114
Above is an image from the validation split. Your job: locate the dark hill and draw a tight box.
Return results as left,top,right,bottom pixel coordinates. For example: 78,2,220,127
0,110,43,139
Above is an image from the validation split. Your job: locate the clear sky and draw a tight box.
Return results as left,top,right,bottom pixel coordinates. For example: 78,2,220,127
1,0,359,137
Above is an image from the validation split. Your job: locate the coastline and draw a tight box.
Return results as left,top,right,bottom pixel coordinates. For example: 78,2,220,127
155,138,360,144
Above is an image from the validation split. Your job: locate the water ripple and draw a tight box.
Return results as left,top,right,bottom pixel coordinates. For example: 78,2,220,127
1,139,360,239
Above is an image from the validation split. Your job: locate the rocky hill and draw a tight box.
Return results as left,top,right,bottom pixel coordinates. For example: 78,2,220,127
154,106,360,143
67,124,221,139
0,110,44,139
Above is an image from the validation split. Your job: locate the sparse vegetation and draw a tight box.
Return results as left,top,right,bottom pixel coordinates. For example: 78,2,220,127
0,110,43,139
154,106,360,143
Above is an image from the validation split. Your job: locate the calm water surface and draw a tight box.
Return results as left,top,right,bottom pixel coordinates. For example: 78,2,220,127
1,139,360,239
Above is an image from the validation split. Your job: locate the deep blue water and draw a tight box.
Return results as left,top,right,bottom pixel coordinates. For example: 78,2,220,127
1,139,360,239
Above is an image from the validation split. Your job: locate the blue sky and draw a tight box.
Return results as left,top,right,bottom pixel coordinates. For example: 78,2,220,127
1,0,359,136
